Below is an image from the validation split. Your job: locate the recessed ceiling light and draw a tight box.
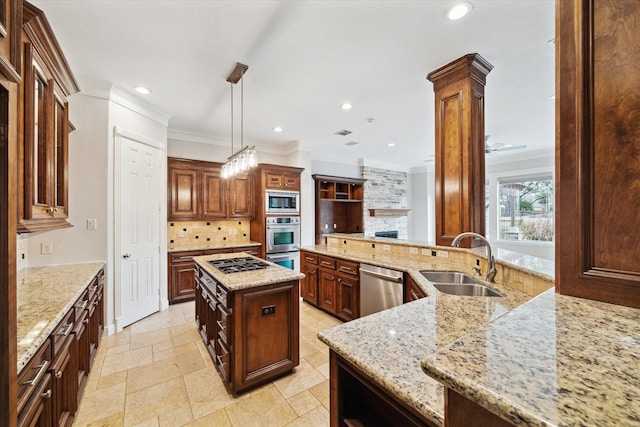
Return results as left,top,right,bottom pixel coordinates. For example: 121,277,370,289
387,143,395,147
273,126,283,132
447,2,472,20
342,103,352,110
133,85,151,95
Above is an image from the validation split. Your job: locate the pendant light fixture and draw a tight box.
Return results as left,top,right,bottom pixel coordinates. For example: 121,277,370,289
221,62,257,179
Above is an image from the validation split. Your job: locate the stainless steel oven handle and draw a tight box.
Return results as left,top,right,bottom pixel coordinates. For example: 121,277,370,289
267,252,296,261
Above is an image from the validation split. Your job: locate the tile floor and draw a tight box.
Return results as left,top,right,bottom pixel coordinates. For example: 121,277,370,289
73,300,342,426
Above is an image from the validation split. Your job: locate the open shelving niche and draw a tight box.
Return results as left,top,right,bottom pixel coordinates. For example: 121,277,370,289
313,175,366,244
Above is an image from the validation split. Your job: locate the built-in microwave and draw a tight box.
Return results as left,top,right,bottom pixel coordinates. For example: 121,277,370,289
265,190,299,214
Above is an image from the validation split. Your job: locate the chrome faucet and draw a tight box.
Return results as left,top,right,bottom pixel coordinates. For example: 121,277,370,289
451,232,497,283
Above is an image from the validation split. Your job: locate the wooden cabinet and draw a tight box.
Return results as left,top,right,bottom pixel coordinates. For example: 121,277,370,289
17,268,104,427
300,252,319,305
330,350,437,427
427,54,492,248
195,265,299,393
168,157,253,221
18,3,79,233
168,246,261,304
444,388,513,427
312,175,365,244
555,0,640,308
306,252,359,322
405,274,427,303
17,340,53,427
264,167,301,190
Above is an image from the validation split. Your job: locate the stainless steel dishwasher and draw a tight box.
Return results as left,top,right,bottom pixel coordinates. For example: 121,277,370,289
359,264,404,316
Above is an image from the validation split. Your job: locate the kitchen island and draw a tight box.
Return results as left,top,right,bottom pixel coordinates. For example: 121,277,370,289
193,252,304,394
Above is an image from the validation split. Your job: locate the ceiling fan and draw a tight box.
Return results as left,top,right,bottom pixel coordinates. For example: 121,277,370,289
484,136,527,154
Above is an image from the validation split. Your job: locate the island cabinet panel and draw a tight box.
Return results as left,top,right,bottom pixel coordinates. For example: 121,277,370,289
445,388,514,427
330,351,437,427
555,0,640,308
195,265,299,394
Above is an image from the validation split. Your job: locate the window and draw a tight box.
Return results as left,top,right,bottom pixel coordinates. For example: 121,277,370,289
497,174,553,242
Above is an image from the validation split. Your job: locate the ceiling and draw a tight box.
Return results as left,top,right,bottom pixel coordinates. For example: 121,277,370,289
31,0,555,169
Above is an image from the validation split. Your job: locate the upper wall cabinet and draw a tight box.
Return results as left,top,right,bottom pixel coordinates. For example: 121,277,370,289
0,0,21,82
17,2,79,233
168,157,254,221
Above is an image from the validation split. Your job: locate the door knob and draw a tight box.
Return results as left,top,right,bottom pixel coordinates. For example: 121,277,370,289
123,253,131,259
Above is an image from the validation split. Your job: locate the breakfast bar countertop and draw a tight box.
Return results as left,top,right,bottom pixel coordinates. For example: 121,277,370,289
421,289,640,427
193,252,304,291
16,261,106,373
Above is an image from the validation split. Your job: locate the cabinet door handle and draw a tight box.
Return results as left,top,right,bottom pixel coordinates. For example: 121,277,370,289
42,389,52,399
83,319,89,324
55,371,63,379
122,253,131,259
23,361,49,386
58,323,73,337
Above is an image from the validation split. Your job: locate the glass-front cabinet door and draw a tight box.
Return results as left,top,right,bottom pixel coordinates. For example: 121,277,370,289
22,43,70,226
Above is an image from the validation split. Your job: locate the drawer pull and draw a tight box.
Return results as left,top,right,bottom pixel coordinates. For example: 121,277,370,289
216,354,226,367
305,257,315,262
83,319,89,324
58,323,73,337
42,389,52,399
55,371,63,379
216,320,226,331
75,300,89,311
23,361,49,387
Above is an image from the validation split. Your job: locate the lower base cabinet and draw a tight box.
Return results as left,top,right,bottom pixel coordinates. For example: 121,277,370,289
17,268,104,427
330,350,437,427
444,388,514,427
195,264,299,393
301,251,359,321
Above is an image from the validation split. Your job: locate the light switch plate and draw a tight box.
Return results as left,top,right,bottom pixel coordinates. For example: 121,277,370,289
436,250,449,258
41,242,53,254
409,247,418,254
87,218,97,230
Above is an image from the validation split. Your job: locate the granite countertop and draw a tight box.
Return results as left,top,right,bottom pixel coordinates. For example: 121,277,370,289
168,240,262,253
421,289,640,427
193,252,304,291
309,244,532,426
17,261,106,373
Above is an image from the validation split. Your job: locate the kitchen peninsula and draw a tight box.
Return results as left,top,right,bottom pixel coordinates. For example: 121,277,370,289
307,234,639,426
193,252,304,394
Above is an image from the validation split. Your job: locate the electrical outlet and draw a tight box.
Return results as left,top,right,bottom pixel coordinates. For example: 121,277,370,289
409,247,418,254
87,218,97,230
421,248,431,255
261,305,276,316
41,242,53,254
179,230,185,237
436,250,449,258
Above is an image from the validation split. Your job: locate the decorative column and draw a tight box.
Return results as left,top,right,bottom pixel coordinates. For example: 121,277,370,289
427,53,493,247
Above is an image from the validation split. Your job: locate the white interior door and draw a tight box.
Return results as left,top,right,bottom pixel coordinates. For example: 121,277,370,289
116,128,162,329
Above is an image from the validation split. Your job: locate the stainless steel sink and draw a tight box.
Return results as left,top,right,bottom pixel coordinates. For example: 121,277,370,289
420,270,503,297
420,271,480,284
432,283,503,297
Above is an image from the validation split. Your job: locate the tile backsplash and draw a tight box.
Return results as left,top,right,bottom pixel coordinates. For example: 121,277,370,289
168,220,251,250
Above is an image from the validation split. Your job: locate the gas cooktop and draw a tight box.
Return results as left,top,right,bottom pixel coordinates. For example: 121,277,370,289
208,257,272,274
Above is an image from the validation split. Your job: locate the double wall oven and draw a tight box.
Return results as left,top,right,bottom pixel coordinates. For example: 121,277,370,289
265,215,300,271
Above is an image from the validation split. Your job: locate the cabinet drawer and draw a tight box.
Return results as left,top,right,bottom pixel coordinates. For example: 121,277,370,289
337,259,359,276
215,284,230,309
170,250,202,263
319,256,336,270
216,338,230,381
216,305,230,344
302,253,318,265
17,339,52,416
51,309,74,358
